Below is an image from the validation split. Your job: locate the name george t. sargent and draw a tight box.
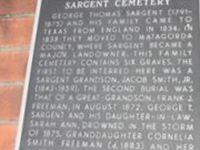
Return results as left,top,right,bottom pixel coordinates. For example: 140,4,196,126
65,0,171,9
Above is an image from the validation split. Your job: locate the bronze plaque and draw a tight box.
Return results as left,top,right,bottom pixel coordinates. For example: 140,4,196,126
16,0,200,150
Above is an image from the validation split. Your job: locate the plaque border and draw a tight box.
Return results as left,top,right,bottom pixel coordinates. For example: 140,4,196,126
15,0,42,149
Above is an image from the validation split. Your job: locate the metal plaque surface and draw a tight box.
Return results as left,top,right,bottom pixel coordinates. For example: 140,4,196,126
16,0,200,149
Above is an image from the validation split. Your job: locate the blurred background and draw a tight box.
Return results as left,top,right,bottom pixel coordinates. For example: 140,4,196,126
0,0,37,149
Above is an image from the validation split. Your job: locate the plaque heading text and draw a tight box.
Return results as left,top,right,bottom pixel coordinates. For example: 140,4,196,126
64,0,171,9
